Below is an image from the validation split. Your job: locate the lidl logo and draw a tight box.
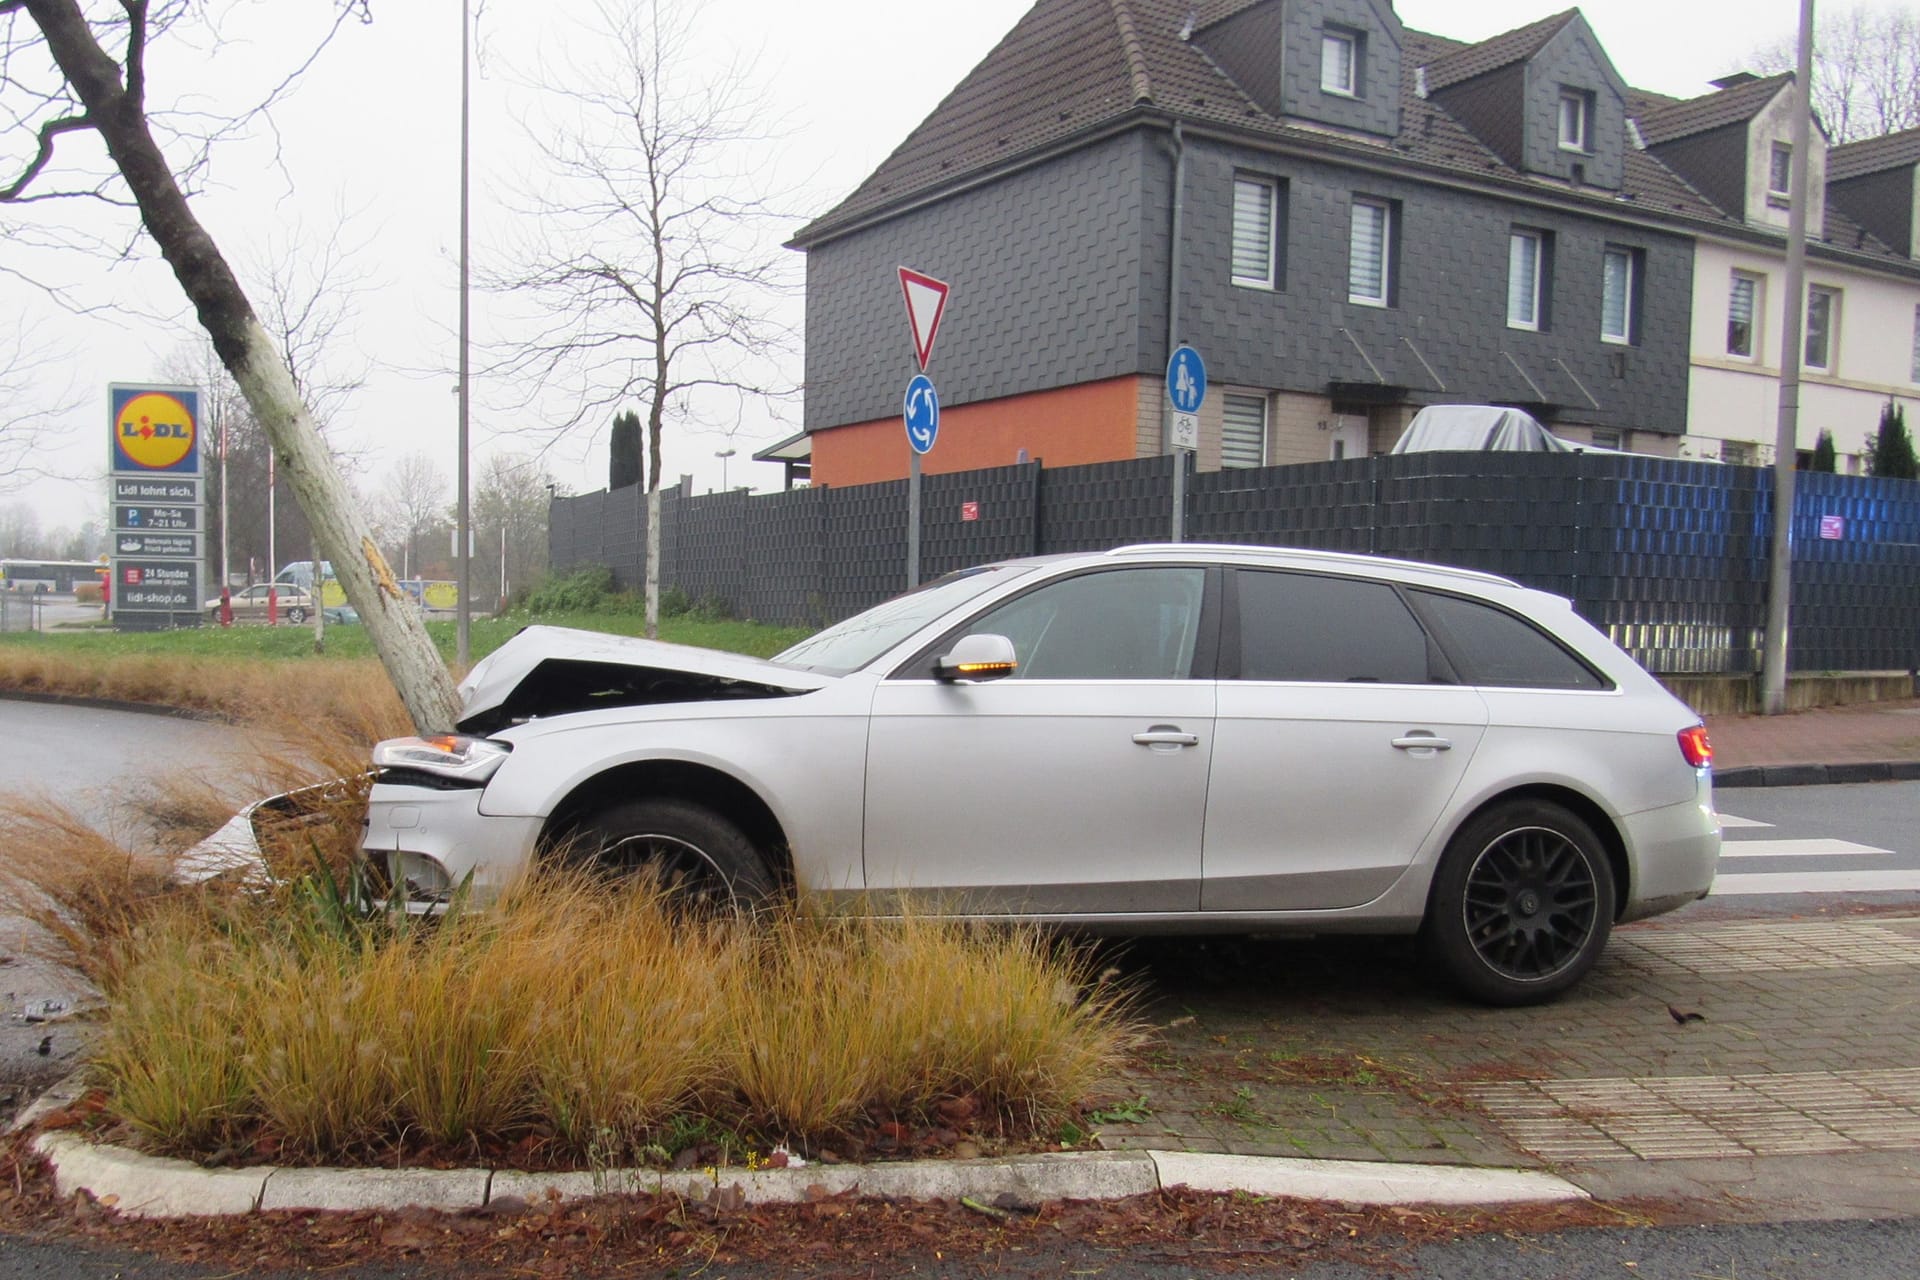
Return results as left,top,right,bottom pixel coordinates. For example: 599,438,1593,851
112,390,198,472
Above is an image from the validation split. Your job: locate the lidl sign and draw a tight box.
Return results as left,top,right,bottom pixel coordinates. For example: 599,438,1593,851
109,384,201,474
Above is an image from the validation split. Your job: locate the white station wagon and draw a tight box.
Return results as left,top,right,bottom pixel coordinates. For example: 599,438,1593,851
361,544,1721,1004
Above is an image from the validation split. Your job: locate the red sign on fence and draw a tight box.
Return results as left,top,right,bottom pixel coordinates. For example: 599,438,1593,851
1819,514,1845,541
961,501,979,522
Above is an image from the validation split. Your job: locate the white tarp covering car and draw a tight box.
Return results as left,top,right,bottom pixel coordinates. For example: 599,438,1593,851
1389,404,1580,454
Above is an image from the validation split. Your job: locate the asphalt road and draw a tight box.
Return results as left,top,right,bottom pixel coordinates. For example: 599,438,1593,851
4,1216,1920,1278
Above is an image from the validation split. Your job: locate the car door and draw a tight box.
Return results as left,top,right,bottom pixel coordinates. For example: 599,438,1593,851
863,565,1216,917
1202,568,1488,912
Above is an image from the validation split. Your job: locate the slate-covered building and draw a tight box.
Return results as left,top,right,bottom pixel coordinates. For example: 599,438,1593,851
788,0,1920,484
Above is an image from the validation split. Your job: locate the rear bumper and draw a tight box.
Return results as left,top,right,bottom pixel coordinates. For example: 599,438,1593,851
1619,776,1721,922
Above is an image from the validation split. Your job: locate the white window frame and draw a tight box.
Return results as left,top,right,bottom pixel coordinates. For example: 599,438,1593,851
1805,285,1839,373
1321,30,1358,97
1231,175,1278,289
1727,271,1762,359
1220,392,1269,470
1558,90,1591,152
1768,143,1792,198
1601,247,1636,345
1910,303,1919,383
1507,230,1544,331
1348,198,1392,307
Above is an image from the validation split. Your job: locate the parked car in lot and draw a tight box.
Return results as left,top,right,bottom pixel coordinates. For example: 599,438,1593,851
206,583,314,624
324,603,360,625
357,544,1720,1005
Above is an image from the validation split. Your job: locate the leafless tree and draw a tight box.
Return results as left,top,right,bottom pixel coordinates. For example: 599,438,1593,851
1,1,459,730
1751,5,1920,143
473,451,557,611
379,451,447,581
487,0,795,637
0,324,78,491
0,499,42,556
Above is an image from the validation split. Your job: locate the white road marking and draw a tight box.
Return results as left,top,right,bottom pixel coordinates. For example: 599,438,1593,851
1715,813,1772,829
1716,838,1893,860
1711,870,1920,895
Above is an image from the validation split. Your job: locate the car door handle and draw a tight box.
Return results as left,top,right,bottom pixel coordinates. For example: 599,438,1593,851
1391,735,1452,752
1133,728,1200,748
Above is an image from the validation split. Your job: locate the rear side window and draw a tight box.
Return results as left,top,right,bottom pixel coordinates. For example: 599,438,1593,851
1234,570,1431,683
1411,590,1608,690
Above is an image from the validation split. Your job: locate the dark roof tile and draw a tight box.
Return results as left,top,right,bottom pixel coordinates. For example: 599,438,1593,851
1637,74,1792,147
1422,9,1575,93
1829,126,1920,182
789,0,1909,272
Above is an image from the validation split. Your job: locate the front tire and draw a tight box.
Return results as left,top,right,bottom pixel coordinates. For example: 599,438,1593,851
285,605,309,623
565,798,776,913
1423,800,1615,1006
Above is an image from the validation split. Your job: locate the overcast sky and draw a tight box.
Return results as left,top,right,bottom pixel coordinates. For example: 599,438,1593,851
0,0,1877,537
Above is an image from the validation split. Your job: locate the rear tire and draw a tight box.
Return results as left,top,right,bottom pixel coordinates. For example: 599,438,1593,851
286,605,309,623
1422,800,1615,1006
564,798,776,913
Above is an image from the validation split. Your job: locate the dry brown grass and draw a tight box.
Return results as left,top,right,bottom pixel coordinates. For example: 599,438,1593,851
0,649,409,745
88,879,1135,1165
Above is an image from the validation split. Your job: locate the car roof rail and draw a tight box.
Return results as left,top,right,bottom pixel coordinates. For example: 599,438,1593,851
1101,542,1518,587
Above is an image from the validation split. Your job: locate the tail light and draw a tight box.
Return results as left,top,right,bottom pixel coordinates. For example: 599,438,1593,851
1677,725,1713,769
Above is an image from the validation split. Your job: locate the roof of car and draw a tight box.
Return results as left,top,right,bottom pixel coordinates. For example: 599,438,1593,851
1096,542,1521,588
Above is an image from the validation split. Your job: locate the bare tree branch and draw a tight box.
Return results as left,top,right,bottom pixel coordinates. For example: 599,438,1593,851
1750,5,1920,143
481,0,797,636
7,0,462,730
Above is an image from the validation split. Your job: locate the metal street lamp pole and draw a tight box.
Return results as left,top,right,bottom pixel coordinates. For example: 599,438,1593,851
456,0,473,669
1760,0,1816,716
716,447,736,491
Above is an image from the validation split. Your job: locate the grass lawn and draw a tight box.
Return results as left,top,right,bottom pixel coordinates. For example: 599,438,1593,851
0,611,814,665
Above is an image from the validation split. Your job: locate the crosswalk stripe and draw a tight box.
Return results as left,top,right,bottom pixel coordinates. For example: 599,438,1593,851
1717,838,1892,860
1711,871,1920,895
1716,814,1772,829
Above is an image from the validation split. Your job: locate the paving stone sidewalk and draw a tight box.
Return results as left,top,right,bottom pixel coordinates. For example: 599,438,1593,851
1093,916,1920,1172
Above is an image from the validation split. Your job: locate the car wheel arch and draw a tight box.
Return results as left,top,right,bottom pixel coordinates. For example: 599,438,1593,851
1429,783,1629,921
540,759,792,886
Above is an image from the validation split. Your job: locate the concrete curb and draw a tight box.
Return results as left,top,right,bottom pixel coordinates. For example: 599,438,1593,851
22,1131,1587,1220
1715,760,1920,788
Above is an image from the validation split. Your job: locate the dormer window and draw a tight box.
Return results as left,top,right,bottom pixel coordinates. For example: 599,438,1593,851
1558,89,1593,152
1768,143,1792,199
1322,28,1360,97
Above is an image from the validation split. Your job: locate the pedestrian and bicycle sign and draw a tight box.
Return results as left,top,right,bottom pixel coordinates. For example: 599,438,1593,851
904,374,941,455
1166,345,1207,451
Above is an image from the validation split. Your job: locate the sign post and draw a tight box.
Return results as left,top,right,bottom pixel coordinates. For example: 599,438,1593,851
1165,345,1207,543
108,384,204,630
898,268,951,589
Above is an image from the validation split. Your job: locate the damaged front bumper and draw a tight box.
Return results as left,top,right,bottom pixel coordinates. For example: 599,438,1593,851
174,775,374,888
360,779,544,912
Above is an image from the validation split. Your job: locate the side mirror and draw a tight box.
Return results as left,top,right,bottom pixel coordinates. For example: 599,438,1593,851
932,633,1018,683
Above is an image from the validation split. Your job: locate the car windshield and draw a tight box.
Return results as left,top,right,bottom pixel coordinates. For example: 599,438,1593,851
773,565,1035,674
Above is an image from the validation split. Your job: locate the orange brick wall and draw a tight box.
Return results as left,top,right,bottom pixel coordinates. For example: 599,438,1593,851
811,377,1151,486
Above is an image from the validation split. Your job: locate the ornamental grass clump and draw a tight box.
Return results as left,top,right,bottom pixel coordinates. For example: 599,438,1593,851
89,877,1136,1165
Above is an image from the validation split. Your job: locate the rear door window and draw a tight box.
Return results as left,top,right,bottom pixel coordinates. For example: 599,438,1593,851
1233,570,1432,684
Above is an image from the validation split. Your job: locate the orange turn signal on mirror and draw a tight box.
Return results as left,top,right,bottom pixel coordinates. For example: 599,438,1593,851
954,662,1015,676
1677,725,1713,769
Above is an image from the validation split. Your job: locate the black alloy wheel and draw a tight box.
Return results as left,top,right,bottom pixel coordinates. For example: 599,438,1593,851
1424,800,1615,1005
566,797,775,914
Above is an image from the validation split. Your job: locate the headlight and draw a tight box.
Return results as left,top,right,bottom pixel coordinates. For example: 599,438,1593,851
372,734,511,783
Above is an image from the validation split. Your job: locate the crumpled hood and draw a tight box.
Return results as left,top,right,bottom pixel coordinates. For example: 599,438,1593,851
455,625,835,732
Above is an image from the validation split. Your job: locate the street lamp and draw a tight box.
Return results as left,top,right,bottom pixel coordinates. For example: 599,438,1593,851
715,447,736,492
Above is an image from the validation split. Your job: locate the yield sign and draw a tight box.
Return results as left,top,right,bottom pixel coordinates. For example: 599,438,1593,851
898,267,950,371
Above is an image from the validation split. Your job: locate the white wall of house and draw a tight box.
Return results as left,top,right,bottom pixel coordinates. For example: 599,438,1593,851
1745,90,1827,234
1684,237,1920,469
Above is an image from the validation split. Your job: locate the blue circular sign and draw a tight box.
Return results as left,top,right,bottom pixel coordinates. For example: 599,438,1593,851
904,374,940,455
1165,345,1207,414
